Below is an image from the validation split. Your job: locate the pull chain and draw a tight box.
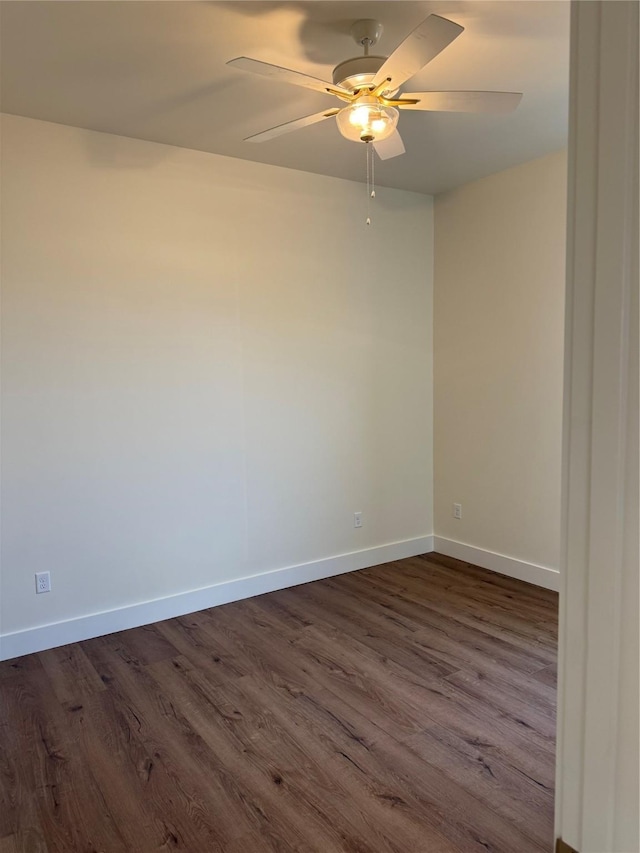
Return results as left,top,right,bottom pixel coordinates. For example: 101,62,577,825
365,142,376,225
371,144,376,199
366,143,371,225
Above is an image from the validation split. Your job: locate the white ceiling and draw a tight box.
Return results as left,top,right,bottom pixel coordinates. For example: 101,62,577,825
0,1,570,195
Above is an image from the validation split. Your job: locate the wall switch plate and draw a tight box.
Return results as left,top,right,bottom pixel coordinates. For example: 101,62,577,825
453,503,462,520
354,512,363,528
35,571,51,594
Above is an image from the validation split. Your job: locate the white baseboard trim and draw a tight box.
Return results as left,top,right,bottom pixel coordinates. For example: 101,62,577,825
0,535,434,661
431,536,560,592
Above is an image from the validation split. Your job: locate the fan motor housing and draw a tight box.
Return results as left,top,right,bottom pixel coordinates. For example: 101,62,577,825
332,56,387,92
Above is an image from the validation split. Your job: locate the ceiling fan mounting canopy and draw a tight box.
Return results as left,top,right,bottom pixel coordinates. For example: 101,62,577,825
226,13,523,159
349,19,384,49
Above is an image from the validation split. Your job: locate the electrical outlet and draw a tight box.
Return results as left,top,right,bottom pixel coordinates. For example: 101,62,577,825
35,571,51,594
453,503,462,520
354,512,363,528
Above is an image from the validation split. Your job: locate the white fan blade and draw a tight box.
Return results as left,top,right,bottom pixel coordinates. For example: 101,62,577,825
372,15,464,91
374,130,406,160
245,109,340,143
399,91,523,113
227,57,348,97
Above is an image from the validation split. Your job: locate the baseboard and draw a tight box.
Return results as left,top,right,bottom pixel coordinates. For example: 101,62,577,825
0,535,434,661
432,536,560,592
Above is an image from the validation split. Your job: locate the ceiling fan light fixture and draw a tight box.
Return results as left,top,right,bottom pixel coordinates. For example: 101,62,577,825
230,13,523,159
336,98,399,143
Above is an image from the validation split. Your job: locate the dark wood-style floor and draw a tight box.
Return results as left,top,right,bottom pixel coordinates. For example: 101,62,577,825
0,553,558,853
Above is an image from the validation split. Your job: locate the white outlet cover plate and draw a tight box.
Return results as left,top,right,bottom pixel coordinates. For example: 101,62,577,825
35,571,51,593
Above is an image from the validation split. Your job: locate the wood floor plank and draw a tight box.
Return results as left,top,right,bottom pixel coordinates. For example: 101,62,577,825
38,643,106,709
223,831,302,853
67,689,230,852
0,654,46,681
0,757,46,853
213,671,461,853
223,653,551,853
368,561,557,648
264,583,459,683
95,622,179,666
1,674,128,853
337,566,557,667
369,732,549,853
257,586,558,789
247,603,557,794
154,614,247,685
423,553,558,605
274,577,556,711
155,657,457,853
411,633,556,710
1,555,558,851
372,555,558,628
80,638,261,848
146,657,354,853
444,668,556,746
415,555,559,615
198,609,428,743
401,724,554,848
294,621,556,774
0,721,17,838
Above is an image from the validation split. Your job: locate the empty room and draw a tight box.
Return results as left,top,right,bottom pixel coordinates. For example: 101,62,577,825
0,2,637,852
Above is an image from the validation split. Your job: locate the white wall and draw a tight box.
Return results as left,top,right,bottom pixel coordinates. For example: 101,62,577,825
0,114,434,657
433,150,566,586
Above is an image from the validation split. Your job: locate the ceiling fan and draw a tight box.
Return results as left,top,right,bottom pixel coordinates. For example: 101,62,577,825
227,14,523,160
